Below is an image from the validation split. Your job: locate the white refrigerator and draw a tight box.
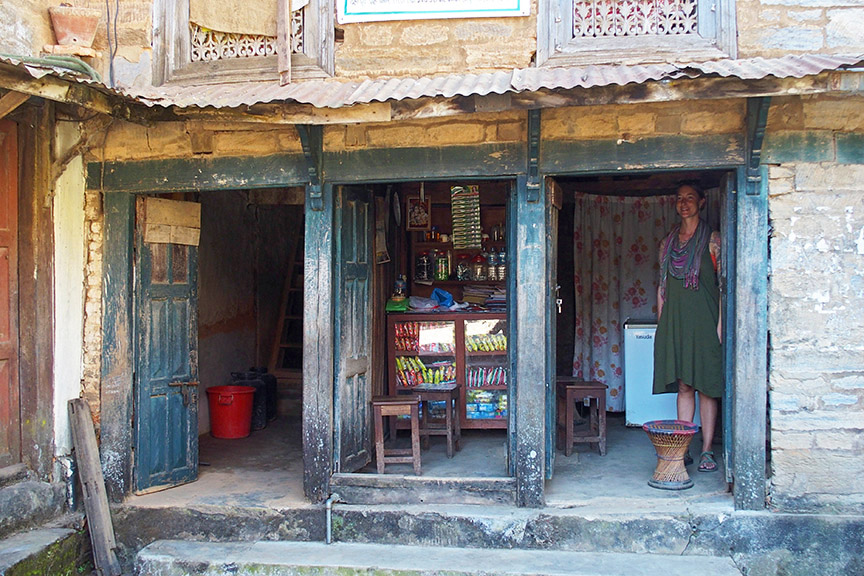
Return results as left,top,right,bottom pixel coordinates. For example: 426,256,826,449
623,320,700,427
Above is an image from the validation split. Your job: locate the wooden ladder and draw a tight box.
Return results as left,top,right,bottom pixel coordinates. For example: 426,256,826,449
268,213,305,385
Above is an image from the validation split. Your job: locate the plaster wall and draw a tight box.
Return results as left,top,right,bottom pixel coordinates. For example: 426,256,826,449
52,122,86,483
765,94,864,514
197,191,257,435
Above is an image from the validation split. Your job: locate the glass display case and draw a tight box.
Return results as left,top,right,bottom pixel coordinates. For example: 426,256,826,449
388,312,508,429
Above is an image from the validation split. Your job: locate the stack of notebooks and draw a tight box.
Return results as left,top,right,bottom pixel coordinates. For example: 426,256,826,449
462,284,506,310
485,286,507,311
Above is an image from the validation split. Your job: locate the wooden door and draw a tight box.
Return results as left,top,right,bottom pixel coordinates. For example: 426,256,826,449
545,177,561,479
333,186,373,473
721,172,736,484
134,198,199,492
0,120,19,468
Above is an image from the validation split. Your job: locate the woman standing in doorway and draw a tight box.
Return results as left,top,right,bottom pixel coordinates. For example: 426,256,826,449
653,183,723,473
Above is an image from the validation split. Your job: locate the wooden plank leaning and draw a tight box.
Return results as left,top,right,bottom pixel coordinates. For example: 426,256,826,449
69,398,123,576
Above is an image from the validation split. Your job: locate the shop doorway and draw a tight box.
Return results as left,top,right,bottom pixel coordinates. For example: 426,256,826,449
334,179,514,490
130,188,306,502
546,169,734,502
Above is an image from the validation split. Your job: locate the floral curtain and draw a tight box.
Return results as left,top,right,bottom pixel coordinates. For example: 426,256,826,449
571,190,721,412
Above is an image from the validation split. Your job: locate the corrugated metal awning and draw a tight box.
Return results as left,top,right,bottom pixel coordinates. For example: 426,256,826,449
2,52,863,112
120,53,864,110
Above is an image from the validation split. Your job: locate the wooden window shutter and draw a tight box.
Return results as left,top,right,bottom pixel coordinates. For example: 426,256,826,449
277,0,292,85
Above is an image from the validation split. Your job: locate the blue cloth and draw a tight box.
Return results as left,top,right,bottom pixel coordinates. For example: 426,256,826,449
430,288,454,307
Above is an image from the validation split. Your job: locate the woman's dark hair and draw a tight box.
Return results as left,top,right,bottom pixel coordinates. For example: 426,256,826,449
676,181,705,200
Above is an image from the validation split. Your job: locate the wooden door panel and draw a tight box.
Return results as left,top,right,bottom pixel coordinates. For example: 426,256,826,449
135,200,199,492
335,187,373,474
0,119,19,468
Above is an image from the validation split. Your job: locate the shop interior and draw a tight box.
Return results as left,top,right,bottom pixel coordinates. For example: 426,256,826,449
127,171,732,509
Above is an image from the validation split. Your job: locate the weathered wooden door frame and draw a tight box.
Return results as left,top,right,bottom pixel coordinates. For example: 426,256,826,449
538,134,767,510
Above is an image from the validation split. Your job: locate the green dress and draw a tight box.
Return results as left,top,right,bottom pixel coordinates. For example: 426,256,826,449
653,241,723,398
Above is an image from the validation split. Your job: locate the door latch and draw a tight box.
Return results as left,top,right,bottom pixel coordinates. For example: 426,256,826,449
168,381,199,407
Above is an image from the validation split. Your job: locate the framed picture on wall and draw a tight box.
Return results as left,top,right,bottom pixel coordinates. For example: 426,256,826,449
406,196,431,231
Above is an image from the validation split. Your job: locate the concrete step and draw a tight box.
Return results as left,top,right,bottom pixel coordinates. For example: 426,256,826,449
0,526,86,576
136,540,743,576
0,480,66,540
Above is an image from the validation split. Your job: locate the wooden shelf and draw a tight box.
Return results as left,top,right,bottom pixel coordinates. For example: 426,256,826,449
466,350,506,356
394,350,455,357
466,385,507,391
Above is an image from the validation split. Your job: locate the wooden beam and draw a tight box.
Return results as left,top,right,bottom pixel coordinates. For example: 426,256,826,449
303,182,335,503
0,66,114,115
87,153,309,193
171,101,391,125
0,91,29,119
542,133,744,175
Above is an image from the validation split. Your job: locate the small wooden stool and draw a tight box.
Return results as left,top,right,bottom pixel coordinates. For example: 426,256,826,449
556,378,608,456
414,384,461,458
371,395,421,475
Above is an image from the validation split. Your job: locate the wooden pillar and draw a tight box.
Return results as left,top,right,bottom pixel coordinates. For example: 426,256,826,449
18,103,56,480
513,174,547,508
732,164,768,510
303,182,334,503
100,190,135,501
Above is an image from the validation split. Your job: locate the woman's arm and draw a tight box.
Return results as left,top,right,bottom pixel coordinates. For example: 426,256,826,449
710,231,722,342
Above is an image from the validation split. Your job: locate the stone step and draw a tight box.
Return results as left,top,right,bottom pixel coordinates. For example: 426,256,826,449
136,540,742,576
0,480,66,540
0,527,85,575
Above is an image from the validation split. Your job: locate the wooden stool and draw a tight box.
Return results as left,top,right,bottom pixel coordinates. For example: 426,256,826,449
556,378,608,456
413,384,461,458
371,395,421,475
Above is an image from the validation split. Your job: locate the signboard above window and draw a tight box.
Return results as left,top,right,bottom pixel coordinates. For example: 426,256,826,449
337,0,530,24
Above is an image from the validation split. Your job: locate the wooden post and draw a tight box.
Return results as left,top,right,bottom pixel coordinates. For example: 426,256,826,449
303,182,334,502
513,174,547,508
100,191,135,501
69,399,122,576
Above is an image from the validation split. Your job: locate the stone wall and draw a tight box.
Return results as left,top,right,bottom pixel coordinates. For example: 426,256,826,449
738,0,864,58
765,94,864,513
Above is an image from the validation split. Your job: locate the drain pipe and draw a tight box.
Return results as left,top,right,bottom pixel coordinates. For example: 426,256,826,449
325,493,341,544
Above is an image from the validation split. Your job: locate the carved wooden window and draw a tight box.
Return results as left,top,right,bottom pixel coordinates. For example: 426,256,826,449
154,0,332,86
538,0,736,67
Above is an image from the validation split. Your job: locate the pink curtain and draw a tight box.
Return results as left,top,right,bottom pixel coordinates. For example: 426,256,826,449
571,193,677,411
571,190,721,412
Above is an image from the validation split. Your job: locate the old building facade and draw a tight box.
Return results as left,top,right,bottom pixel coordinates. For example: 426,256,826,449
0,0,862,572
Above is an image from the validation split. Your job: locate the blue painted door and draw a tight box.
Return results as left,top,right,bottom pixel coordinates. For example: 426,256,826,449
333,186,373,473
134,198,199,492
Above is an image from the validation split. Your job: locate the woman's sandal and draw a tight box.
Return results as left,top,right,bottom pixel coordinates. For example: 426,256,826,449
698,451,718,473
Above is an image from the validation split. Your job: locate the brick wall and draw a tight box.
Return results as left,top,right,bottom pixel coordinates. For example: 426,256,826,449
82,189,104,425
765,94,864,513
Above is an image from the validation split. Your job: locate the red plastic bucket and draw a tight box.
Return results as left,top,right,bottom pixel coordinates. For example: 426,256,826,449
206,385,255,439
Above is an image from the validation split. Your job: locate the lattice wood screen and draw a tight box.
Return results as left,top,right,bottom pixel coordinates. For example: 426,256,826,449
573,0,697,38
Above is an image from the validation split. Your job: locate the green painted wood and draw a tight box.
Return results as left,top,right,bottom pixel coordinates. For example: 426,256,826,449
541,134,745,174
100,191,135,501
303,182,335,503
507,180,518,478
733,165,768,510
333,186,373,474
134,232,199,492
763,131,835,164
544,179,559,481
721,170,738,485
87,154,309,193
513,174,547,508
323,143,526,183
836,133,864,164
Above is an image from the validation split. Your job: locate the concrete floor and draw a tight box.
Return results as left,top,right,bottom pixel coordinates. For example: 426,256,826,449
126,412,732,514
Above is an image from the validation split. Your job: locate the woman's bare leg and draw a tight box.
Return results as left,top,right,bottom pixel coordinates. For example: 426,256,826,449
677,380,696,422
699,394,719,454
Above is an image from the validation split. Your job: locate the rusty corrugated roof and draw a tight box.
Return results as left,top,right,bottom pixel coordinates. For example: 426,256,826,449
3,52,863,111
120,53,864,110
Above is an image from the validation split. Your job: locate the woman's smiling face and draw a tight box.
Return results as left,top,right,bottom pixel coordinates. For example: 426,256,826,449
676,185,704,219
